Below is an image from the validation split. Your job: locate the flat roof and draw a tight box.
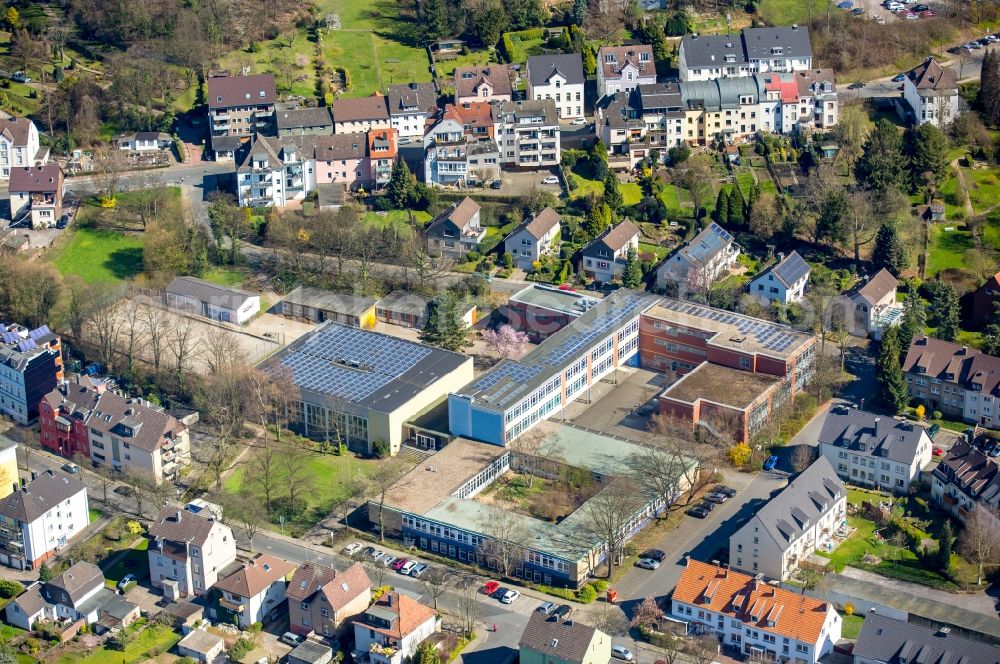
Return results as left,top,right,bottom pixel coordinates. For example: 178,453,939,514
508,284,601,317
258,322,471,414
407,398,451,435
384,437,508,515
457,289,661,411
645,298,814,360
661,362,779,409
178,629,224,653
282,286,377,317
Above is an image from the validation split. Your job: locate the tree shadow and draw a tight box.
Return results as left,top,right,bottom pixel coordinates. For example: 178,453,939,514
462,646,517,664
105,247,144,280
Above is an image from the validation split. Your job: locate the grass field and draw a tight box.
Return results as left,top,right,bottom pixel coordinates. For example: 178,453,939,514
218,31,318,99
55,623,180,664
926,224,974,276
502,28,547,65
100,539,150,588
569,172,604,200
434,47,498,83
50,228,145,284
201,266,247,287
841,613,864,640
362,209,432,228
965,168,1000,214
621,183,643,206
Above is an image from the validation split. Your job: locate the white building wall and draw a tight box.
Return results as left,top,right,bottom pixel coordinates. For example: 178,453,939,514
22,487,89,566
391,113,426,138
528,75,584,119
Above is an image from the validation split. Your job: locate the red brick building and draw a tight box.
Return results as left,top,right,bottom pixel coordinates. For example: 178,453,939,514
970,272,1000,329
506,284,601,343
38,375,108,460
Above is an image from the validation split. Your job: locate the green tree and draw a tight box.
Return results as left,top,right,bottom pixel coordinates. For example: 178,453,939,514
982,301,1000,355
855,118,906,193
980,50,1000,127
906,123,950,190
622,245,641,288
571,0,587,25
590,139,609,181
582,45,596,77
897,288,927,356
664,10,691,35
386,159,415,209
421,0,449,42
649,27,670,72
584,203,613,239
472,0,508,47
413,642,443,664
419,296,472,352
38,562,53,582
870,222,908,276
816,188,851,245
602,172,623,210
714,189,730,224
937,520,953,572
728,185,746,226
927,281,960,342
876,327,909,413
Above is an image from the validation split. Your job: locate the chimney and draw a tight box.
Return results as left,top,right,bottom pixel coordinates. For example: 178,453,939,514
874,417,881,437
777,252,785,262
10,483,16,494
175,510,183,522
938,626,951,635
29,471,37,482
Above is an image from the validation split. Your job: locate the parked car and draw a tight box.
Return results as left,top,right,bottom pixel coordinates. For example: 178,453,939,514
492,586,509,600
61,463,80,475
117,574,136,591
553,604,572,619
114,485,135,498
490,179,502,189
714,485,737,498
611,646,635,661
410,563,429,578
699,500,716,512
635,558,660,570
933,446,944,456
11,72,30,83
500,589,521,604
398,560,418,575
851,7,864,14
706,491,729,504
892,73,906,82
482,580,500,595
927,423,941,439
763,455,780,471
392,557,410,571
570,117,587,125
541,175,560,185
280,632,303,647
686,505,710,519
361,546,376,558
536,602,558,614
847,82,866,90
381,555,398,567
56,214,69,229
643,549,666,562
370,550,385,561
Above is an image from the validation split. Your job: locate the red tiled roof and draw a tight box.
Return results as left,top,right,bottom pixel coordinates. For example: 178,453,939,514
9,165,61,193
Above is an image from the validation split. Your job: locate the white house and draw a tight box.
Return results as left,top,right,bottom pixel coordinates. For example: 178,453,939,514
214,553,295,628
165,276,260,325
148,507,237,597
526,54,585,120
817,405,933,493
580,219,640,283
671,558,841,663
386,82,437,138
8,164,64,229
656,222,740,289
493,99,561,168
729,457,846,581
748,251,810,304
454,65,514,105
504,207,561,271
678,26,814,82
846,269,901,338
114,132,174,152
352,591,437,664
0,470,89,570
597,45,657,97
902,58,958,128
0,117,43,180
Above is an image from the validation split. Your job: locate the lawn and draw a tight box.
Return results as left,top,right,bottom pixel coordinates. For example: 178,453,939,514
100,538,150,588
621,183,643,206
659,184,681,210
50,228,145,284
501,28,547,65
88,507,104,523
362,209,432,229
638,241,670,264
926,224,973,277
568,172,604,200
937,176,968,220
434,47,498,83
55,623,181,664
217,30,318,99
201,266,247,287
841,613,864,640
735,171,756,197
965,167,1000,214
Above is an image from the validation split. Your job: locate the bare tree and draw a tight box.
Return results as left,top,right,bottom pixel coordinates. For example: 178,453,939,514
581,480,644,578
368,457,415,542
454,578,483,638
790,445,817,473
141,304,172,378
234,490,266,551
364,559,391,589
629,444,695,519
193,369,252,490
168,316,199,389
88,294,126,371
477,502,529,579
121,470,161,518
118,295,147,380
92,463,117,505
419,567,454,611
16,425,41,472
509,429,548,488
201,327,247,376
647,414,706,504
408,244,454,291
62,276,100,343
245,439,280,513
686,634,722,664
593,607,628,637
91,148,130,205
959,507,1000,585
279,440,316,514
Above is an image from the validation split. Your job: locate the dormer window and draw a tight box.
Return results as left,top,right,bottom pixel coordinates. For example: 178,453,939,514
605,54,616,64
640,52,650,62
259,90,266,98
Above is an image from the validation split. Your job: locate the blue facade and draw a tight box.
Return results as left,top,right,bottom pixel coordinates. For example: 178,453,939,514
448,394,505,445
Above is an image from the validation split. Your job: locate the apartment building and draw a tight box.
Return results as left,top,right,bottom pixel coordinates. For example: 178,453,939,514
386,82,437,138
276,107,334,137
671,559,841,663
9,164,64,229
494,99,561,169
287,561,371,638
854,613,1000,664
214,553,295,628
148,507,237,597
506,284,600,343
526,54,585,119
0,470,89,570
207,74,276,142
656,222,740,288
597,44,657,97
678,26,814,82
902,57,959,128
817,405,932,492
748,251,811,304
503,207,562,271
579,219,640,283
424,104,500,187
352,592,437,664
596,91,660,167
330,95,390,134
424,197,486,260
0,322,63,425
454,65,514,104
519,613,612,664
0,117,43,180
902,336,1000,428
368,127,398,190
932,440,1000,520
40,377,191,483
729,458,846,581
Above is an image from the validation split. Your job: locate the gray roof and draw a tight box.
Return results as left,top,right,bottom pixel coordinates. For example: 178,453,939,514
519,613,600,663
259,321,471,413
495,99,559,125
0,322,59,374
376,291,431,317
276,107,333,131
753,251,810,289
739,457,844,552
637,83,683,114
681,27,811,70
508,284,600,317
0,470,86,523
46,562,104,604
527,53,585,87
288,639,334,664
166,277,257,311
854,613,1000,664
10,584,46,617
818,405,929,466
79,586,139,622
386,82,437,117
149,507,222,546
282,286,377,317
595,92,644,130
675,222,735,267
681,75,766,111
680,33,748,69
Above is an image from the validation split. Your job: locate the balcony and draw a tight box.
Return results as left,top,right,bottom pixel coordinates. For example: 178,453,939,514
219,596,245,612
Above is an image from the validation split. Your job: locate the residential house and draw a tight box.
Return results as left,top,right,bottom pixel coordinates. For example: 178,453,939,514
493,99,561,168
280,286,378,328
0,322,63,425
0,470,89,570
595,91,653,167
901,336,1000,426
286,561,371,638
165,276,260,325
375,291,476,329
504,207,562,270
518,613,612,664
728,457,846,581
845,269,901,338
671,558,841,663
423,105,500,186
9,164,64,229
853,612,1000,664
506,284,600,342
0,117,43,180
177,629,227,662
632,83,686,162
386,82,438,138
526,54,586,119
276,107,334,137
331,95,390,134
793,69,839,132
5,562,139,632
351,591,437,664
597,45,657,97
147,507,237,597
454,65,514,105
113,132,173,152
40,375,191,483
368,127,397,190
748,251,810,304
902,57,958,128
678,26,814,82
580,219,640,283
424,196,485,260
932,440,1000,520
969,271,1000,328
214,553,295,628
656,222,740,289
206,74,276,148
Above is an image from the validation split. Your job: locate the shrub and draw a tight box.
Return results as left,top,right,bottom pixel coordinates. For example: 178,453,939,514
727,443,752,467
0,579,22,599
372,585,392,602
229,637,255,660
106,631,129,651
372,439,391,459
24,638,40,654
575,584,597,603
932,410,943,420
590,580,608,593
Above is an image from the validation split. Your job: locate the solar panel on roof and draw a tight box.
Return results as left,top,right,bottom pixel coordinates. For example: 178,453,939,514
1,332,17,344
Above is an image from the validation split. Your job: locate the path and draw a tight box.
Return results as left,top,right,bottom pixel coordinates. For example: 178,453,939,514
840,566,998,617
952,157,975,218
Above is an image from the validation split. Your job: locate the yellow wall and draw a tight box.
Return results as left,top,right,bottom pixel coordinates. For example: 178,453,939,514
0,440,19,499
360,306,377,330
